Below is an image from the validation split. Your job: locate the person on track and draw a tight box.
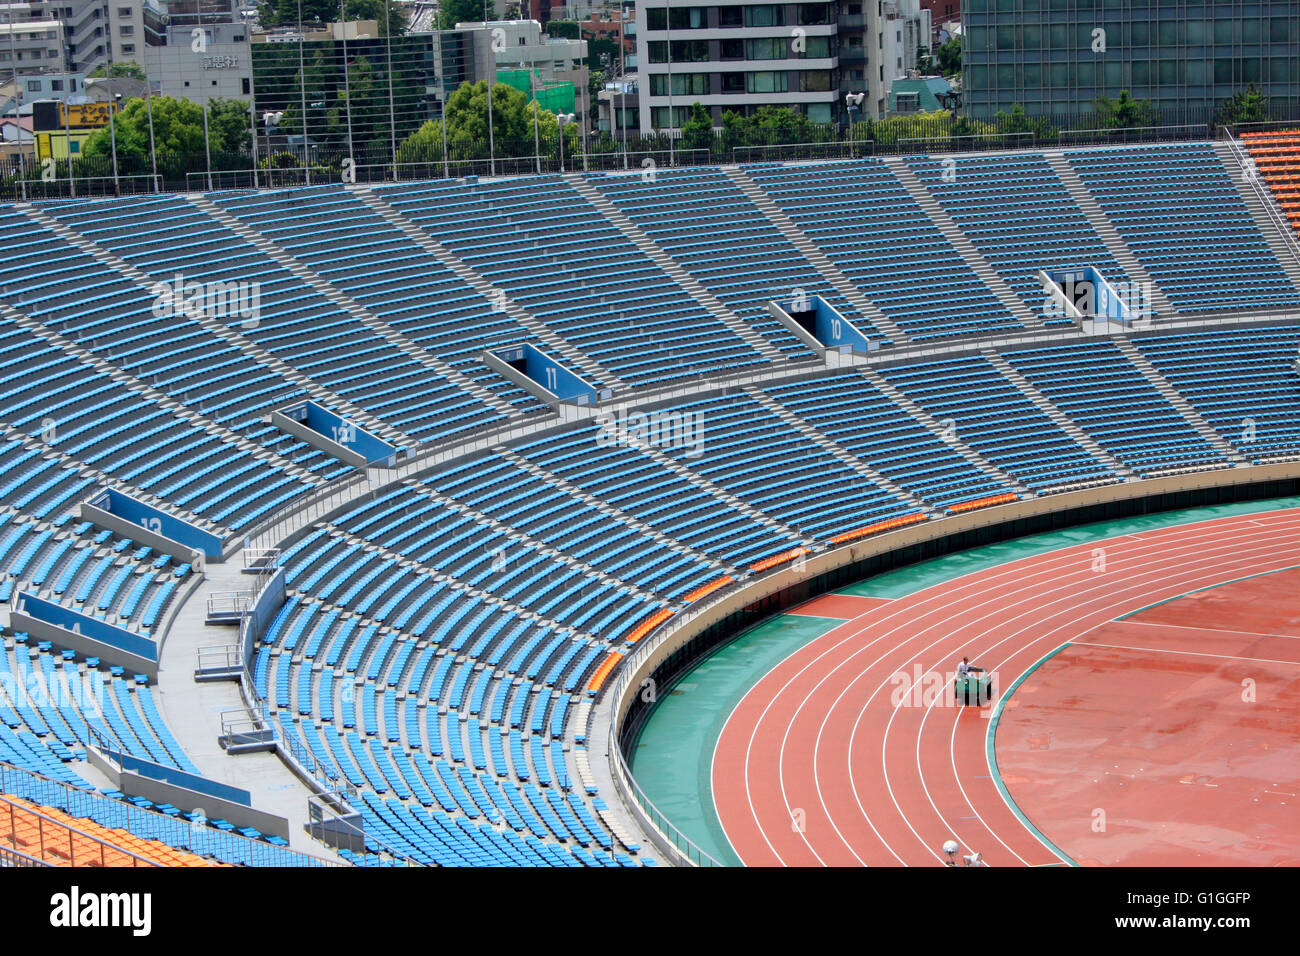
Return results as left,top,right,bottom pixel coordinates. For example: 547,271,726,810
957,656,984,677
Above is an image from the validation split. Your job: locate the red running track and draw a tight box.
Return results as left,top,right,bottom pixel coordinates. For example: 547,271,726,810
712,508,1300,866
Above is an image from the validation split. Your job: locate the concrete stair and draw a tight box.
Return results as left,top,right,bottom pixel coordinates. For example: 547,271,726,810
496,446,736,576
15,201,411,449
405,476,660,602
720,166,912,344
1211,140,1300,293
0,300,322,486
186,195,518,419
1041,151,1179,318
564,174,787,362
744,385,935,515
982,349,1130,478
315,520,602,643
349,185,626,392
1114,337,1245,464
885,158,1042,329
588,419,812,548
0,422,230,537
860,368,1032,497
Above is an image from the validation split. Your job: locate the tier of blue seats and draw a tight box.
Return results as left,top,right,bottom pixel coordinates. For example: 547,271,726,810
373,177,771,386
1065,144,1300,312
418,454,719,600
202,185,546,419
875,356,1118,491
281,512,653,645
0,635,199,773
511,423,797,568
1002,340,1229,476
904,153,1127,324
581,166,868,348
641,391,919,537
0,436,95,522
763,372,1014,507
0,511,190,633
252,588,635,865
1132,325,1300,463
0,206,353,484
742,160,1021,340
0,322,309,531
36,195,507,442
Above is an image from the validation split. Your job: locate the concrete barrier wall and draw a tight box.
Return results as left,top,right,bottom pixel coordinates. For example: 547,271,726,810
86,748,290,840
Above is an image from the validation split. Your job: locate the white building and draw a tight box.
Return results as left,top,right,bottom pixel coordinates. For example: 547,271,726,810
635,0,933,134
0,0,149,76
145,18,250,104
0,14,67,73
878,0,929,93
458,19,590,127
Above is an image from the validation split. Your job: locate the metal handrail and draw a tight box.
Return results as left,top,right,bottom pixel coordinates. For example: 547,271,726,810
606,726,723,867
1,791,162,867
0,760,338,867
231,305,1295,564
1221,126,1300,270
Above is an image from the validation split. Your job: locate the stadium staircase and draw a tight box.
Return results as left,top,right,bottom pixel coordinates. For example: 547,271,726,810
15,203,409,448
719,166,911,344
1039,151,1178,317
1225,135,1300,286
348,184,626,391
884,158,1043,329
1112,338,1246,464
859,367,1032,496
742,384,935,514
186,196,516,418
563,175,788,362
980,349,1131,478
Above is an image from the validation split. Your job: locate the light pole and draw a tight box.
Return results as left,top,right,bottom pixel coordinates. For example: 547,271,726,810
557,112,574,173
845,91,865,155
108,92,121,195
528,66,540,174
297,0,310,183
485,0,495,176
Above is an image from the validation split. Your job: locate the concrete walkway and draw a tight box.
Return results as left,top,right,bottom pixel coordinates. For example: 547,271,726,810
155,556,341,862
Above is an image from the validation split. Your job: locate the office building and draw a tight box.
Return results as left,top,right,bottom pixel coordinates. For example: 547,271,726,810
962,0,1300,121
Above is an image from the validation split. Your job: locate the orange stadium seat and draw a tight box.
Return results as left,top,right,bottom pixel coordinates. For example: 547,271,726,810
0,794,226,867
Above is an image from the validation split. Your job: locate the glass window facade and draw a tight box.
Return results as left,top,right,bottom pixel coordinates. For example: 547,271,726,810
963,0,1300,121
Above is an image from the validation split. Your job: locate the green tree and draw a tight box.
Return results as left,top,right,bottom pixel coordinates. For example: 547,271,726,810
1216,84,1271,127
546,19,580,39
679,101,714,153
439,0,486,28
935,35,961,76
993,104,1057,142
398,80,577,161
395,118,446,164
78,95,252,180
258,0,406,33
1093,90,1156,129
87,61,146,80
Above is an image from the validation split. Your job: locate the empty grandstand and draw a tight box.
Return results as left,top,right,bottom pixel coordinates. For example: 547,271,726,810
0,133,1298,873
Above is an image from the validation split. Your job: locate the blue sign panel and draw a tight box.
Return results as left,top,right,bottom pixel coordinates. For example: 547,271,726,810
281,401,398,464
1046,267,1148,326
493,344,597,403
107,749,252,805
91,488,224,558
783,294,874,353
15,592,158,663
